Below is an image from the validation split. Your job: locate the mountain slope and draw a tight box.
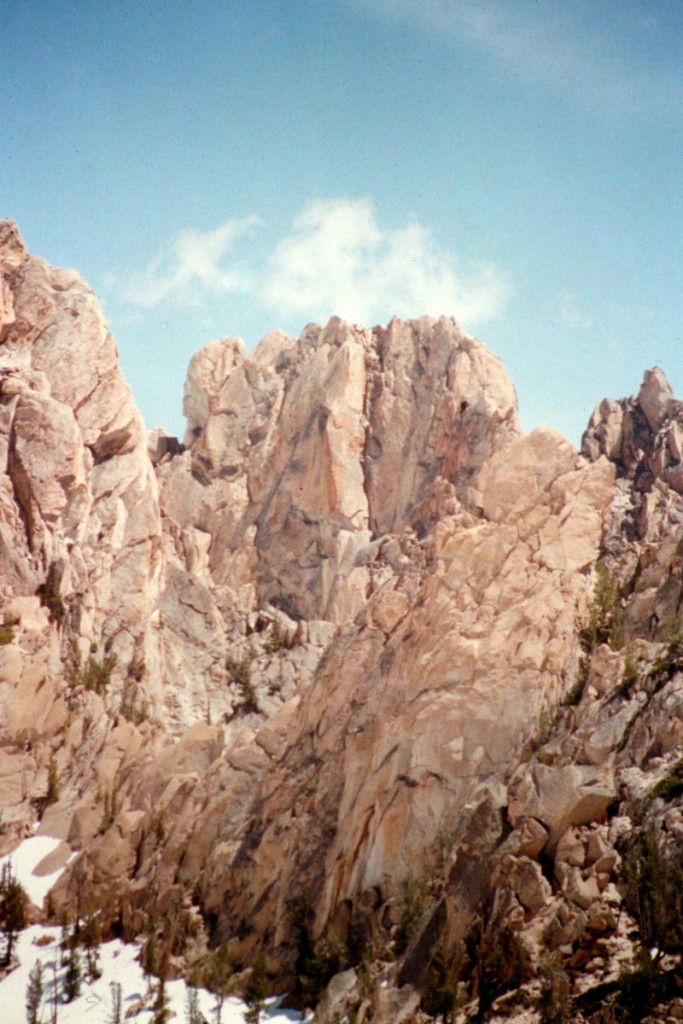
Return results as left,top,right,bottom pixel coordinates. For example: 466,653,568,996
2,222,683,1023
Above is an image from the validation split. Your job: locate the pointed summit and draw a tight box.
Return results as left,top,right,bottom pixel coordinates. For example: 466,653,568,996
638,366,674,432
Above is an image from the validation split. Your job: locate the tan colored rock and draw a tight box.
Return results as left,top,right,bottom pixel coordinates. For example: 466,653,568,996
508,856,552,913
638,367,674,433
496,817,549,860
7,219,683,1017
508,765,616,852
554,828,586,870
562,866,602,911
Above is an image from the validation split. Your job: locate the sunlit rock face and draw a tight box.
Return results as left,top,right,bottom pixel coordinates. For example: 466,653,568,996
162,313,522,625
5,221,683,1023
0,220,163,687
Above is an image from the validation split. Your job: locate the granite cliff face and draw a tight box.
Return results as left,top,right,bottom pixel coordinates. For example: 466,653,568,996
2,222,683,1023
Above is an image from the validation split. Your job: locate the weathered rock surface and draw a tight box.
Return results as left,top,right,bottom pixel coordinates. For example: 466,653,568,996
2,221,683,1024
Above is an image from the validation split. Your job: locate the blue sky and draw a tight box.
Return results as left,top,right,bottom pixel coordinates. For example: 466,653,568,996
2,0,682,442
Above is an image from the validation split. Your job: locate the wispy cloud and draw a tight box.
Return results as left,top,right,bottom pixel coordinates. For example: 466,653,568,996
115,198,511,328
260,197,510,325
351,0,679,118
116,216,260,308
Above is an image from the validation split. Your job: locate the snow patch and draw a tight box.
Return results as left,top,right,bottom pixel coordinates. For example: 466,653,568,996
0,836,72,908
0,925,303,1024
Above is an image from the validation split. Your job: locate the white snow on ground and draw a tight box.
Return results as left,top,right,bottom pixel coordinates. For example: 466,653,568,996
0,836,72,908
0,836,306,1022
1,925,305,1023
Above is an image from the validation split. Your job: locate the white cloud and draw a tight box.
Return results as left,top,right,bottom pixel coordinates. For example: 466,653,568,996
115,198,510,329
119,216,260,308
259,197,510,326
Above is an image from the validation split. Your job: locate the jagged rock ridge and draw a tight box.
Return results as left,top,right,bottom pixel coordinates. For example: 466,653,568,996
2,222,683,1023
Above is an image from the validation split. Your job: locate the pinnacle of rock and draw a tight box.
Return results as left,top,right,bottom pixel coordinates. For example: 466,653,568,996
637,365,674,432
2,222,683,1024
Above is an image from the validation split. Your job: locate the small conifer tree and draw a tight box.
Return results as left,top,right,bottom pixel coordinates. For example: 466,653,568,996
46,756,60,805
0,862,28,965
63,942,82,1002
108,980,123,1024
209,945,232,1024
25,959,44,1024
83,909,102,981
185,979,202,1024
244,954,267,1024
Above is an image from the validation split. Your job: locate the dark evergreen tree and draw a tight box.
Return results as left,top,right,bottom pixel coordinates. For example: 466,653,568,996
63,942,82,1002
108,980,123,1024
25,958,44,1024
0,861,28,965
244,954,267,1024
82,910,102,981
209,945,232,1024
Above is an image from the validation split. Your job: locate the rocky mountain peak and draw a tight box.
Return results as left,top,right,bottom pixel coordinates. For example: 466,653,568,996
2,226,683,1023
582,365,683,496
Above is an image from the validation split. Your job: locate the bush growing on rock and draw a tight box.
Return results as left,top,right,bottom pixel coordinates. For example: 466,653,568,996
581,562,624,653
37,560,66,624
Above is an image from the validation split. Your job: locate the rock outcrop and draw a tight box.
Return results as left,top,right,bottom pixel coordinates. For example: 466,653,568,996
2,221,683,1024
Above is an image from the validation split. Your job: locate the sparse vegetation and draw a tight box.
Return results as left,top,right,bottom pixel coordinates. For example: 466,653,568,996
100,784,119,832
537,955,571,1024
46,754,60,804
615,948,665,1023
0,625,14,645
0,861,28,965
109,979,123,1024
38,560,66,624
647,753,683,806
478,917,530,1016
619,827,683,1020
421,944,458,1024
63,935,82,1001
208,944,233,1024
394,872,435,955
25,959,44,1024
646,619,683,693
67,649,117,695
244,953,268,1024
227,655,259,713
562,658,589,707
289,887,351,1007
263,619,291,654
580,562,624,653
120,676,149,725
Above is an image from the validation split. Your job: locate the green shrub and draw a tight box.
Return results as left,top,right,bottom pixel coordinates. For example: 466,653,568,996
227,656,259,713
580,562,624,653
624,829,683,955
289,888,350,1007
0,627,14,645
0,862,28,965
38,561,66,624
263,620,291,654
421,945,458,1024
563,659,588,707
646,757,683,809
68,652,117,695
394,873,435,955
646,620,683,693
244,953,268,1024
537,956,571,1024
120,677,149,725
46,756,59,804
616,949,665,1023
